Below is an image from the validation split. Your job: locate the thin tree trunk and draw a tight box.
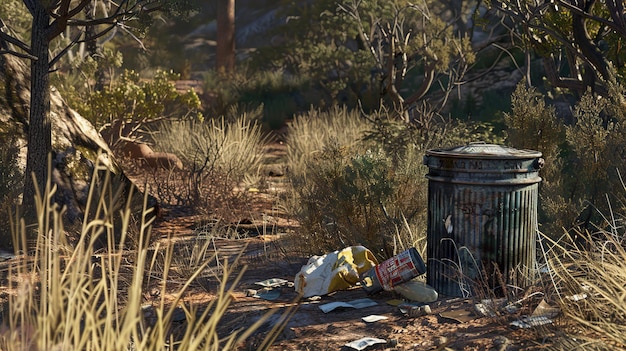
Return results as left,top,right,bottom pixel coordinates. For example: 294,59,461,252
216,0,235,73
22,3,52,229
85,1,105,91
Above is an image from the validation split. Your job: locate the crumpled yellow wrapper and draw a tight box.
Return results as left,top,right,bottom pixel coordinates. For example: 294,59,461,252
294,246,378,298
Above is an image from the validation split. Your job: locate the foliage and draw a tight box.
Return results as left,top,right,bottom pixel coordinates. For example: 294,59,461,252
252,0,476,118
288,143,427,261
285,106,372,180
504,82,575,235
202,67,317,130
564,83,626,227
146,112,267,219
285,106,502,260
0,0,30,43
491,0,626,95
75,69,202,131
505,81,626,235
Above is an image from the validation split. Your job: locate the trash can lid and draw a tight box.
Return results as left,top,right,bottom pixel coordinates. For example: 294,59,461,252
425,142,542,159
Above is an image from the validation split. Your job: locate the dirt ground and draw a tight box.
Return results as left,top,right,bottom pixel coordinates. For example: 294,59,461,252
141,142,615,351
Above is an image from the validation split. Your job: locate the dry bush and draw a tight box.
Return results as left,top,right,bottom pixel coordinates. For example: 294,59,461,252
0,161,288,351
284,108,429,260
285,105,372,179
142,112,268,221
284,106,502,261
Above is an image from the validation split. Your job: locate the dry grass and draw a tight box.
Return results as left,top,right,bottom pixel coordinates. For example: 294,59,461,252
285,106,372,179
541,225,626,349
0,160,289,350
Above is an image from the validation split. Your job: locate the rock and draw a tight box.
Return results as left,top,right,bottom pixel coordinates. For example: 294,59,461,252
0,53,158,235
119,141,184,171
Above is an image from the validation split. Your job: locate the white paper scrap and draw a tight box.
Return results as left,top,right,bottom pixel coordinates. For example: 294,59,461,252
255,278,289,288
345,337,387,350
319,298,378,313
362,315,388,323
510,315,553,329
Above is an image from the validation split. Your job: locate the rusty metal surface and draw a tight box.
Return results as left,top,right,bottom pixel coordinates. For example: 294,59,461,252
424,143,542,298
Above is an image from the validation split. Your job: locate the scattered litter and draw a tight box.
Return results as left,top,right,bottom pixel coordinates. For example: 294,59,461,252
474,298,518,317
362,315,388,323
566,293,587,302
531,299,560,318
393,279,438,303
253,288,281,300
386,299,404,306
294,246,378,298
439,309,475,323
360,247,426,294
510,315,553,328
345,337,387,350
319,298,378,313
399,304,431,318
255,278,289,288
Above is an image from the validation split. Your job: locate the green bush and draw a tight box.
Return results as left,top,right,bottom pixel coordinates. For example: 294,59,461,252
284,106,504,260
504,81,626,236
75,69,202,130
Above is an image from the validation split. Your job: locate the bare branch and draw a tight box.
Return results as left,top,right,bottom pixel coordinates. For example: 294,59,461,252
0,26,33,57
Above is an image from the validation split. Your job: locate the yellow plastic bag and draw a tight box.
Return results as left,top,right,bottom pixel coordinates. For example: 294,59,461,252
294,246,378,298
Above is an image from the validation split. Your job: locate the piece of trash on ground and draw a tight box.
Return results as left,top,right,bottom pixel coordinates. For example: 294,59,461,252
399,304,431,318
393,279,438,303
439,309,475,323
253,288,281,300
294,246,378,298
319,298,378,313
386,299,404,306
474,298,518,317
360,247,426,294
566,293,587,301
345,337,387,350
362,315,388,323
531,299,560,318
510,315,553,328
255,278,289,288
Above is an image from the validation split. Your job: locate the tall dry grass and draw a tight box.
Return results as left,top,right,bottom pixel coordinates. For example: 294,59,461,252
285,106,372,179
152,112,268,187
0,160,284,350
541,192,626,348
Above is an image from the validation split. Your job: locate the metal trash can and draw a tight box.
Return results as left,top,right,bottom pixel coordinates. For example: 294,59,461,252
423,142,543,297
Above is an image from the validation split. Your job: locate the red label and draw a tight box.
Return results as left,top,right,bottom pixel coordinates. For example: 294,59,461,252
374,250,420,291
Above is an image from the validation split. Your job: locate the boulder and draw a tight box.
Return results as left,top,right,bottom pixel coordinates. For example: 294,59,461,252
0,53,158,232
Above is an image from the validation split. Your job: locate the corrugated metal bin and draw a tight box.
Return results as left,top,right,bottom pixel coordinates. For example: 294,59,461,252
423,142,543,297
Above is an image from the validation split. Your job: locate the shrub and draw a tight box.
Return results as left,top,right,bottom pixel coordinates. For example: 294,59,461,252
504,81,626,237
284,105,505,260
147,112,268,220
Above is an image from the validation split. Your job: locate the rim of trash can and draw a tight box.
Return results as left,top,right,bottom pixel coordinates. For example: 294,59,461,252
425,142,542,159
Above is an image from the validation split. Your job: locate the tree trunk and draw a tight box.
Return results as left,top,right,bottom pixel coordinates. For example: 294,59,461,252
22,3,52,227
216,0,235,73
84,1,106,91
